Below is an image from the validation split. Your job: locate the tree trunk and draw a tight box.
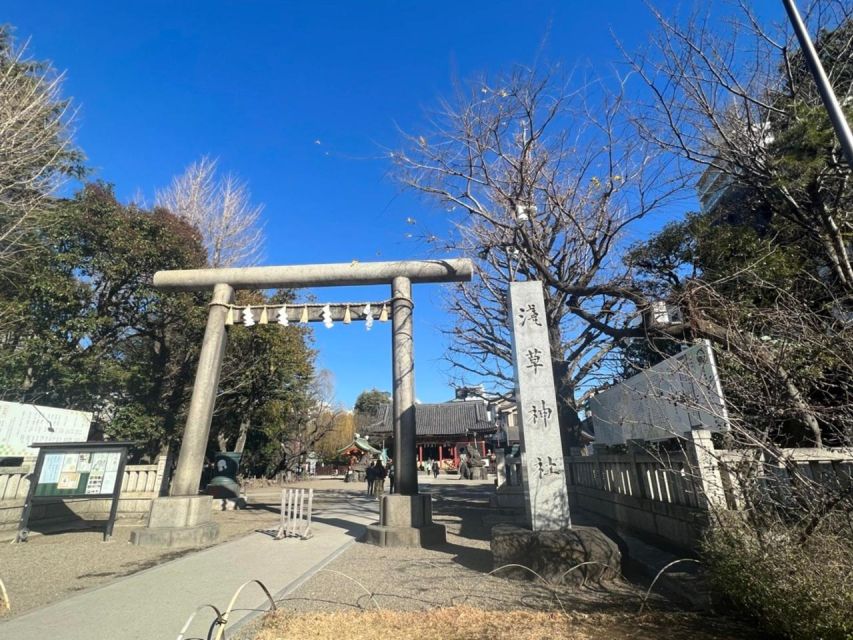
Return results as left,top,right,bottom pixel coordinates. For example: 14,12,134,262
548,322,580,452
234,418,250,453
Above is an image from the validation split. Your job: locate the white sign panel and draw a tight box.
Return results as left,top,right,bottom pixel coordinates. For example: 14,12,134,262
588,340,729,446
0,401,92,457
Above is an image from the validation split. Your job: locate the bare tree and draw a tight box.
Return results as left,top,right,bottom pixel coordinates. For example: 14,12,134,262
394,65,685,443
576,1,853,449
0,28,81,275
276,369,346,475
624,1,853,294
156,156,265,267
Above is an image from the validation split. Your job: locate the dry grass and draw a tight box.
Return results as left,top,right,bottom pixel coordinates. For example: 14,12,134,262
252,605,749,640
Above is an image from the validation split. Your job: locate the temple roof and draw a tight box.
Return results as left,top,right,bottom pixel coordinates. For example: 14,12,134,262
336,436,382,455
365,401,495,438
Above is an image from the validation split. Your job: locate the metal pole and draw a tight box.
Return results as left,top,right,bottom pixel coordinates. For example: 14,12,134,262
391,276,417,495
783,0,853,167
171,283,234,496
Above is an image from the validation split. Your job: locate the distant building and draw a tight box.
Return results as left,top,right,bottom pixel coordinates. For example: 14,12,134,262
490,399,519,447
363,400,496,465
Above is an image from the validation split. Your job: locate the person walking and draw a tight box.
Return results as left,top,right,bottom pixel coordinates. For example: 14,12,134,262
432,461,440,479
374,460,386,498
366,461,376,495
388,460,396,494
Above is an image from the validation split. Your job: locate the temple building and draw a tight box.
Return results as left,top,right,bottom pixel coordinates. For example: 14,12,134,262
363,400,496,466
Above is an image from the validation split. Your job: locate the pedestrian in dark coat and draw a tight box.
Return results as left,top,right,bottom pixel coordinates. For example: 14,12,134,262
366,461,376,495
374,461,386,497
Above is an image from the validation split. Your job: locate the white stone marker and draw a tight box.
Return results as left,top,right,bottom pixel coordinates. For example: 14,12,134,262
508,280,571,530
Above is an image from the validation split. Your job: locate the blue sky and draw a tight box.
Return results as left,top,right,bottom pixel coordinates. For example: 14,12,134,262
4,1,786,407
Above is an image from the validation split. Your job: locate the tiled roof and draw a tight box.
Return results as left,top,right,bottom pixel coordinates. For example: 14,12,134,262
366,401,495,437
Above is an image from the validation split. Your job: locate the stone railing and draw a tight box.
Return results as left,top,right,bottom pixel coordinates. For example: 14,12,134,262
564,446,707,551
494,452,523,489
715,447,853,511
562,430,853,551
0,456,170,535
566,450,704,509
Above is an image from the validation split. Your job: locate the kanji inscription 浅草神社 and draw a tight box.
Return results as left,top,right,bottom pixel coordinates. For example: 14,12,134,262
508,280,571,530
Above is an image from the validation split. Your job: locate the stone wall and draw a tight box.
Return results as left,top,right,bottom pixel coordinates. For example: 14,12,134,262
0,457,170,535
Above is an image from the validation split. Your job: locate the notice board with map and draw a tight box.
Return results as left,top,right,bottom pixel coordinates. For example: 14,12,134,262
17,441,131,542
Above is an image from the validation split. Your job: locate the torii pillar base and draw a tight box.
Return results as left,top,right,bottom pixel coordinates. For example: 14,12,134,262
364,494,445,548
130,495,219,547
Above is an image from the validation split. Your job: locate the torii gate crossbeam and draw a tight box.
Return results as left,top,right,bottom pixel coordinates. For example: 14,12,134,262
156,259,472,500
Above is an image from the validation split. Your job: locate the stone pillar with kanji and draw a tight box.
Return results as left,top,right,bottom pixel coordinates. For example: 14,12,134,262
508,280,571,530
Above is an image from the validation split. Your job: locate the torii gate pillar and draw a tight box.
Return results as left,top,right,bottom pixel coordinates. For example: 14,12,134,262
392,276,417,496
131,259,471,547
363,276,446,547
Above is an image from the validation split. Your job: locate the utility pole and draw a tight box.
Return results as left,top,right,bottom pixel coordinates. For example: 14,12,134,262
783,0,853,167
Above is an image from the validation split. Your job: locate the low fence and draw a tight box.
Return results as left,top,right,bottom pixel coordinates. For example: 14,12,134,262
565,449,708,550
563,431,853,551
0,456,170,535
715,447,853,510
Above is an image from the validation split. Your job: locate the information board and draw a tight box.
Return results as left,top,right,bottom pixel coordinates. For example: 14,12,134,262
34,451,122,497
16,442,130,542
0,401,92,457
588,340,730,446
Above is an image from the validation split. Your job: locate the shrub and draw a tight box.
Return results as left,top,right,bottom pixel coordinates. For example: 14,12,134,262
702,515,853,640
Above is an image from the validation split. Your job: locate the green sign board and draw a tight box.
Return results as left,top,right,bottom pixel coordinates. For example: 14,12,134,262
34,451,123,497
17,441,131,542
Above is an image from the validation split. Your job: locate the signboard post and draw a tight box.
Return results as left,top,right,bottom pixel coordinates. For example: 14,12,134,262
16,441,131,542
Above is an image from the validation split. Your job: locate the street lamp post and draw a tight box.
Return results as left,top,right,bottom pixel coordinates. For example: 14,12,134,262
783,0,853,167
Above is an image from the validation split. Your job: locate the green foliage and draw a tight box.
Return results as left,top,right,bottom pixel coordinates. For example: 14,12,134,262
703,516,853,640
354,388,391,415
213,288,317,472
0,183,208,455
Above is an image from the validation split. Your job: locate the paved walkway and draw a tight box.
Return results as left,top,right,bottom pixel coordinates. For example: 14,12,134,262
0,491,380,640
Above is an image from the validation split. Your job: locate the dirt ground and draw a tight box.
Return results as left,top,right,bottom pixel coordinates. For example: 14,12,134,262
234,482,760,640
0,501,280,618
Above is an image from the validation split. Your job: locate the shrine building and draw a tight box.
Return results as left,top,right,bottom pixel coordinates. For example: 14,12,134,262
364,400,496,466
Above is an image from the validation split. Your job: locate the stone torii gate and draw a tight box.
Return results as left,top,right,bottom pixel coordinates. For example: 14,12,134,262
130,259,472,547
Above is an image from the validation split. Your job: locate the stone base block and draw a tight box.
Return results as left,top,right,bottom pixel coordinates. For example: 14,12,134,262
130,495,219,547
130,522,219,547
363,494,446,548
490,524,621,584
146,495,214,528
489,485,525,509
364,522,446,547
